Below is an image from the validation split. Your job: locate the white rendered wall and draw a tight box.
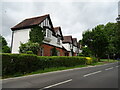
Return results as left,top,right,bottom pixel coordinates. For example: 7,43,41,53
73,46,77,53
12,29,31,53
62,43,71,51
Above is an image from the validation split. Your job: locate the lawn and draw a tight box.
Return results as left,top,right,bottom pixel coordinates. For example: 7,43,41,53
100,59,118,63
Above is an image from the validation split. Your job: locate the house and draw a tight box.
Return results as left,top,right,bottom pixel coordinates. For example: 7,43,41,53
11,14,81,56
77,42,82,55
11,14,67,56
72,38,78,56
62,36,73,56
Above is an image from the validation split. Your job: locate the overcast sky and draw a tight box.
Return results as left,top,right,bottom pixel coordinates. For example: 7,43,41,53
1,0,119,46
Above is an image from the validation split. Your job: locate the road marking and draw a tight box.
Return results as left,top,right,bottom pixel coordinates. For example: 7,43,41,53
42,79,72,89
105,67,113,70
83,71,102,77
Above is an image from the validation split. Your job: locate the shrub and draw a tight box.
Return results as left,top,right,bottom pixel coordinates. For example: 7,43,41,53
2,46,11,53
1,53,97,77
85,57,97,64
26,51,34,54
78,53,84,56
19,41,39,55
86,57,92,65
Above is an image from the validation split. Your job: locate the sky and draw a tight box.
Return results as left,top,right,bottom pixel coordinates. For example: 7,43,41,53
1,0,119,46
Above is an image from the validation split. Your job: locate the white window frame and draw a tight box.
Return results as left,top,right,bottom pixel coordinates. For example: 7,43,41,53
57,36,60,44
46,29,51,38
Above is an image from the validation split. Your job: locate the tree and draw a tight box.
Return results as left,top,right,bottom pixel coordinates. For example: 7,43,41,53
82,25,109,61
51,47,57,56
81,46,93,57
104,22,117,59
115,21,120,59
0,35,10,53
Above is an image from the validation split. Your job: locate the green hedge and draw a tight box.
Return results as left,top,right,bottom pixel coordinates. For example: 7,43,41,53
1,53,97,76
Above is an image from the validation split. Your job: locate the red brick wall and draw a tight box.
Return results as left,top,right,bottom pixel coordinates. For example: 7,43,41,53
73,53,77,56
38,44,67,56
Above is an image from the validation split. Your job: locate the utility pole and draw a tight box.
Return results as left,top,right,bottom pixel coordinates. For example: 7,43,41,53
116,1,120,22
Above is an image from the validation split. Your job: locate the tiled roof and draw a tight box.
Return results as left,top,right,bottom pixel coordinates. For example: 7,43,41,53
53,27,63,40
62,36,73,43
11,14,49,30
53,27,60,33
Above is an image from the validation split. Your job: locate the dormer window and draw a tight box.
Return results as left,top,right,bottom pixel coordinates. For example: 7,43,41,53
46,29,51,38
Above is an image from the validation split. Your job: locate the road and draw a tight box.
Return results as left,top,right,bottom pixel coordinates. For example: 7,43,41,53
2,62,120,90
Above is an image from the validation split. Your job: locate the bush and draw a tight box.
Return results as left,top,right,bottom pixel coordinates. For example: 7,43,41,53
26,51,34,54
1,53,97,76
85,57,97,64
78,53,84,56
19,41,39,55
2,46,11,53
86,57,92,65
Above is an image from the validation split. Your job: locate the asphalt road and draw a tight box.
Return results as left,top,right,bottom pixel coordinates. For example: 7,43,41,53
2,62,120,90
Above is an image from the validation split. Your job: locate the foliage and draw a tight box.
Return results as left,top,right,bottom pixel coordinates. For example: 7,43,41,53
114,22,120,57
85,57,92,65
29,26,44,45
20,26,45,55
2,46,11,53
19,41,39,55
81,22,120,60
81,46,93,57
103,23,118,59
0,35,11,53
26,51,34,54
78,53,84,56
2,53,97,76
82,25,109,61
51,47,57,56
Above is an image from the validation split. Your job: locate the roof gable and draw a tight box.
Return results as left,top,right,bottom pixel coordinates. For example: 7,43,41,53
11,14,54,31
62,36,73,44
54,27,63,40
72,38,77,46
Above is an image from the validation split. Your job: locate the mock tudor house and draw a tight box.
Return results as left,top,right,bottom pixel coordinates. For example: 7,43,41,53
62,36,73,56
11,14,81,56
72,38,78,56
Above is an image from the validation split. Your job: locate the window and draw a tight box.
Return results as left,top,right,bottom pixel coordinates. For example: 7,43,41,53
57,37,60,44
46,29,51,38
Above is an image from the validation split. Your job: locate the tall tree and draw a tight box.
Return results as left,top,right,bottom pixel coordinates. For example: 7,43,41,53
104,22,117,59
82,25,109,61
0,35,10,53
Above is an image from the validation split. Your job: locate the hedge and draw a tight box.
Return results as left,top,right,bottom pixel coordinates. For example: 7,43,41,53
1,53,97,76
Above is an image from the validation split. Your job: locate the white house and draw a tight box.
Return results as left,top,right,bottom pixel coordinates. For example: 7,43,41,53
11,14,81,56
11,14,67,56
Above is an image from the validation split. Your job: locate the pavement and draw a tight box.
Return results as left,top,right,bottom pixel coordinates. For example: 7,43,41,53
2,62,120,90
